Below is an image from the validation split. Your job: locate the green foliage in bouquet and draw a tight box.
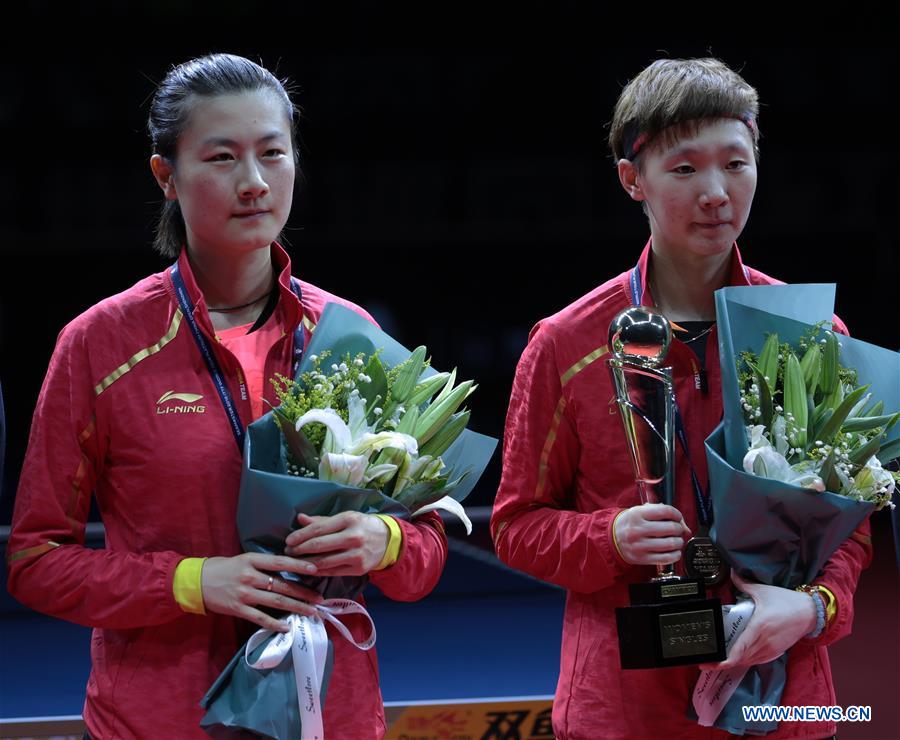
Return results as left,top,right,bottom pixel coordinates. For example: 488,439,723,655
269,346,477,509
737,323,899,508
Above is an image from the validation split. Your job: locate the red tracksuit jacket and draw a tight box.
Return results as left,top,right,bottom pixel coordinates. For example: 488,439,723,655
491,241,872,740
7,243,447,739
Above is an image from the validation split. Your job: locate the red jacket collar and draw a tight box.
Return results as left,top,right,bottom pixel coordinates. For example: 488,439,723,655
167,242,303,334
627,238,752,308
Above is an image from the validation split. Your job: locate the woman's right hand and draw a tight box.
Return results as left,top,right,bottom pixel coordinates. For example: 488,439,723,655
201,553,322,632
613,503,691,566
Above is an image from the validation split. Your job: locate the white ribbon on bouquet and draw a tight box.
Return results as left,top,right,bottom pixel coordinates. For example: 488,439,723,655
692,598,756,726
245,599,376,740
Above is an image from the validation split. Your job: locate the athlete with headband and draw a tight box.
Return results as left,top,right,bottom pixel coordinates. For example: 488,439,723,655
491,58,871,739
6,53,446,738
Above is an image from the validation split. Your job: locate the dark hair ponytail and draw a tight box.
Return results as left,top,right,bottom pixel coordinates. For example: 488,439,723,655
147,53,300,258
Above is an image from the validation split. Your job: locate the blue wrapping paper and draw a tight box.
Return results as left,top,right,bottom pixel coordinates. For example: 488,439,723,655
702,284,897,735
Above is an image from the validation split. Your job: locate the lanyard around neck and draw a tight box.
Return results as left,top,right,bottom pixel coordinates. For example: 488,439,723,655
170,262,305,452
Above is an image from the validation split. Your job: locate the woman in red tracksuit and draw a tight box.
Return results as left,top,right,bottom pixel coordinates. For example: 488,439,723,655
491,58,871,739
6,53,446,739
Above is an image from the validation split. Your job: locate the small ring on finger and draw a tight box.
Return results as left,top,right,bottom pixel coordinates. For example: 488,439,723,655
266,575,274,592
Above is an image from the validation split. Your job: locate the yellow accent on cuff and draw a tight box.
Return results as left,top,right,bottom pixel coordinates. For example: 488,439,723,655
173,557,207,615
611,509,628,564
815,583,838,626
372,514,403,571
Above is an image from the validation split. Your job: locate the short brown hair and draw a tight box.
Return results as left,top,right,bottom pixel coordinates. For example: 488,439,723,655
608,58,760,167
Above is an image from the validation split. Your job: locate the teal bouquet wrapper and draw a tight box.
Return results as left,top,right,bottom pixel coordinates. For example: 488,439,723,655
199,631,334,739
699,284,897,735
201,303,497,738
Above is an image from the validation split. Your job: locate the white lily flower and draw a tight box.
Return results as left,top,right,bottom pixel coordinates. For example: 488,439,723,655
744,445,825,492
853,456,895,498
295,408,353,452
294,407,419,488
349,431,418,457
319,452,368,487
413,495,473,535
747,424,769,449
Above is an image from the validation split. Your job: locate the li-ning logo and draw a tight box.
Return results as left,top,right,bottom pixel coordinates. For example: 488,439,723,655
156,390,206,414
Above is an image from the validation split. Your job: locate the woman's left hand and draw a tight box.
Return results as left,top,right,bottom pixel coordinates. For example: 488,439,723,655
284,512,389,576
699,570,818,671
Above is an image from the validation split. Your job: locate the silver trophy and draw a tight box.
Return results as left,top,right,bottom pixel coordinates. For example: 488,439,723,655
607,306,677,579
607,306,724,669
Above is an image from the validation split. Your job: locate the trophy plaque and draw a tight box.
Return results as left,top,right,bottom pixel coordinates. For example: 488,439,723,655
607,306,726,669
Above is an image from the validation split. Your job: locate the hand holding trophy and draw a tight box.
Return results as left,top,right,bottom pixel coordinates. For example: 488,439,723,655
607,306,726,669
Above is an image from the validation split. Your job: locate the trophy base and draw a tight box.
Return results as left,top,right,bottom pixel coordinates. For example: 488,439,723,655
616,577,726,669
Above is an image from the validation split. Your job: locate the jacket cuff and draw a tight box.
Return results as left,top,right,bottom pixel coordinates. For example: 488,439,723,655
608,508,631,570
173,557,207,614
372,514,403,570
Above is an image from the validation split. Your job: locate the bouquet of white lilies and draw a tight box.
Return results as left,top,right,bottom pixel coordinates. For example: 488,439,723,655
694,283,899,735
739,325,898,509
201,303,497,739
271,343,476,513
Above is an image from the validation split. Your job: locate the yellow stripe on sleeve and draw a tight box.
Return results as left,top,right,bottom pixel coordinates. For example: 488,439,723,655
372,514,403,570
173,557,207,615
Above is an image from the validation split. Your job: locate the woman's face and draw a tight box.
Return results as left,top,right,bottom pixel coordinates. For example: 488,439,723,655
162,90,295,260
622,118,758,265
